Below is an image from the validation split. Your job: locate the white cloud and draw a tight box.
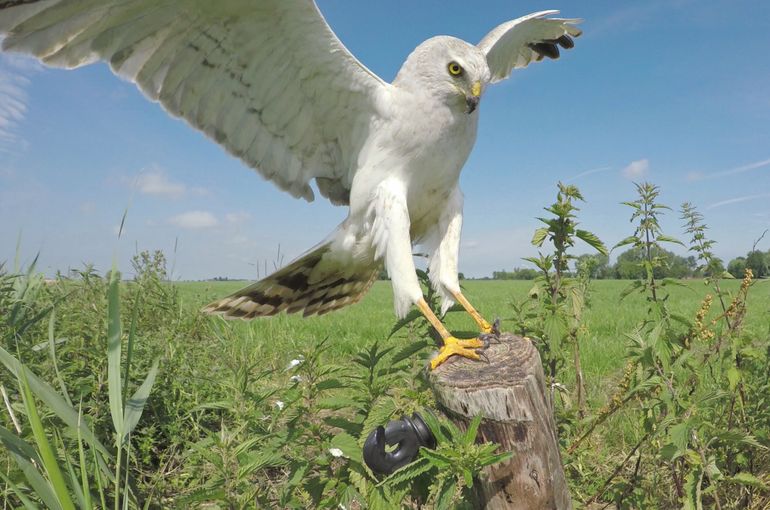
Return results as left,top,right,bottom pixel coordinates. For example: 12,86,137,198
225,211,252,224
133,169,186,198
707,193,770,210
168,210,219,229
0,53,39,151
689,157,770,182
565,166,612,182
622,159,649,180
79,201,96,214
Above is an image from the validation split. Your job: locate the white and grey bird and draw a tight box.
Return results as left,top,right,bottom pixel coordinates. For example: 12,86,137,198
0,1,581,369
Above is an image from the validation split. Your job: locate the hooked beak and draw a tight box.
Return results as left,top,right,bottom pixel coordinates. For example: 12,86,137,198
465,81,482,114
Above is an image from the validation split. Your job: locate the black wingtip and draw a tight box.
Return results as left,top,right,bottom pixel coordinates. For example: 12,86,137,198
556,35,575,49
529,42,560,60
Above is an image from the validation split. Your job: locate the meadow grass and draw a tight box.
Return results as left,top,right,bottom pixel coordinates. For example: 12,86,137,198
176,278,769,388
2,271,768,508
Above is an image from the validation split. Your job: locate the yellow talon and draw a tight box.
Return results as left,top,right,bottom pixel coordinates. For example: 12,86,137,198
451,291,492,334
430,336,485,370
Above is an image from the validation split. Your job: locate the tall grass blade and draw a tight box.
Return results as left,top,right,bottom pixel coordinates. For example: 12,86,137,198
0,424,60,509
107,267,124,438
0,346,110,455
17,365,76,510
62,441,88,510
123,358,159,444
0,470,41,510
122,293,141,405
77,402,93,510
47,311,73,407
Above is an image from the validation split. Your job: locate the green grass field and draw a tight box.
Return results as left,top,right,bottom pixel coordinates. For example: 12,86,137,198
2,271,768,508
177,278,769,390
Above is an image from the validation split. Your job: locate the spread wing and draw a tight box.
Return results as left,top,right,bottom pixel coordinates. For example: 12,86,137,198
0,0,391,205
478,10,582,84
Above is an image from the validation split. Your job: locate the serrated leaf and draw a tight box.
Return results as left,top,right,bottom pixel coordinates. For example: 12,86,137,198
531,227,549,247
657,234,684,246
390,340,430,365
435,479,456,510
669,422,691,455
729,472,767,489
613,236,639,250
331,432,363,464
318,396,364,411
464,414,482,446
420,411,449,444
377,457,432,487
576,229,608,255
480,451,514,467
420,448,452,468
388,309,423,338
316,378,346,391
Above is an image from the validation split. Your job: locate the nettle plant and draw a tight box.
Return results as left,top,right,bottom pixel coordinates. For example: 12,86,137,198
515,182,607,417
570,183,769,509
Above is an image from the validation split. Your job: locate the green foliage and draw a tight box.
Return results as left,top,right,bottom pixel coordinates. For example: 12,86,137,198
0,262,158,510
2,184,769,509
566,196,770,509
517,182,607,417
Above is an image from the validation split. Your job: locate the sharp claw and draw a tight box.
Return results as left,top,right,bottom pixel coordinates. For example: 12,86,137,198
478,350,490,364
491,318,501,336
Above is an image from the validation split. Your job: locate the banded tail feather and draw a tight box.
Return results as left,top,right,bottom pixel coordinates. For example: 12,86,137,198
202,243,380,319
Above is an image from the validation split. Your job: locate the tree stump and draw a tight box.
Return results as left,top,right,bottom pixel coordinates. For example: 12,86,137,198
429,332,570,509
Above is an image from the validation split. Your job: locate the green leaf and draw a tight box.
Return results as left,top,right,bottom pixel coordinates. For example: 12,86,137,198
576,229,608,255
657,234,684,246
479,451,514,467
683,467,704,510
18,365,76,510
531,227,549,247
331,432,363,465
0,345,111,452
318,396,364,411
106,268,124,438
122,358,159,444
435,479,456,510
613,236,639,251
729,472,767,490
420,448,452,468
0,469,42,510
315,378,346,391
390,340,430,365
388,309,423,338
420,410,449,445
726,367,741,391
0,425,59,510
669,422,691,455
377,457,433,487
464,415,482,447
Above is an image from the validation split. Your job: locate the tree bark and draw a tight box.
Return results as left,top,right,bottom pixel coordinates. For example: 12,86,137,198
429,333,571,509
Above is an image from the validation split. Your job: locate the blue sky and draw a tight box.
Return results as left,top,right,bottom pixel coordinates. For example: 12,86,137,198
1,0,769,280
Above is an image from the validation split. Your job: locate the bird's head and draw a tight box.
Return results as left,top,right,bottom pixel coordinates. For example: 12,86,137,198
394,36,491,114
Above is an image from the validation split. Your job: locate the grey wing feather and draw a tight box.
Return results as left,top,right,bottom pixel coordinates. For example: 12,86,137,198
478,10,582,83
0,0,391,205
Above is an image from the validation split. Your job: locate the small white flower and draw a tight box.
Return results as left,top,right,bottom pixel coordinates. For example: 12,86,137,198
328,447,344,458
274,400,285,410
285,355,305,371
290,375,302,383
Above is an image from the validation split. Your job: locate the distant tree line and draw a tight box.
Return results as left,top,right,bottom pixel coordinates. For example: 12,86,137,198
491,246,770,280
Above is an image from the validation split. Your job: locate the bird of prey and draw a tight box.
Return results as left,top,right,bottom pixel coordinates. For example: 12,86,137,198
0,1,581,369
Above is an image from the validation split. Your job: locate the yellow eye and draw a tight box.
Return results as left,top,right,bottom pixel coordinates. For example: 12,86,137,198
447,61,463,76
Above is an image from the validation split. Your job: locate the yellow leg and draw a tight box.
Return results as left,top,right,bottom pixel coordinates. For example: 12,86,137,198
416,299,485,370
451,291,493,334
